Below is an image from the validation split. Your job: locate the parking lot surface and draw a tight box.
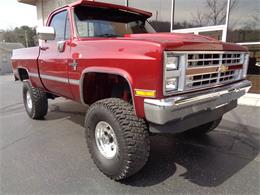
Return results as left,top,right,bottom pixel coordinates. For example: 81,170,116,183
0,75,260,194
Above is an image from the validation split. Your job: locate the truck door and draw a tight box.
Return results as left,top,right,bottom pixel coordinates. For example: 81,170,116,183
38,9,73,99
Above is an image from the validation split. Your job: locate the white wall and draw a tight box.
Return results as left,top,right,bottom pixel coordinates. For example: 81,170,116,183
0,50,12,75
36,0,77,26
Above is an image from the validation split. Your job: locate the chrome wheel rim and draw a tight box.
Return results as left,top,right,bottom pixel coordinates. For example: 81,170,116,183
26,90,32,111
95,121,118,159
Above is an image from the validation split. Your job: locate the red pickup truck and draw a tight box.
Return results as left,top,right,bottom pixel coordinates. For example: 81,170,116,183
12,0,251,180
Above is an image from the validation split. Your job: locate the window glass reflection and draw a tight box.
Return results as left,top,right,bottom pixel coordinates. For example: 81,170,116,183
227,0,260,43
173,0,228,29
199,31,223,40
101,0,125,6
129,0,172,32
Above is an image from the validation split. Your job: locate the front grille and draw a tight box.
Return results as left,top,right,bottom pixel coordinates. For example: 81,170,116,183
185,52,244,90
188,53,242,67
186,72,218,88
220,70,236,82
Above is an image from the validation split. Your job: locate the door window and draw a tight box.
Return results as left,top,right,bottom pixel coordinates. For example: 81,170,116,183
49,10,70,41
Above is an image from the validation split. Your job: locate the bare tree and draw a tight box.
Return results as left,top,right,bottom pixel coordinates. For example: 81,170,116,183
192,0,238,26
245,9,260,30
191,9,205,27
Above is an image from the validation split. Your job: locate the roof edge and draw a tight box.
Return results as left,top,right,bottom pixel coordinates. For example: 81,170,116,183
69,0,152,18
17,0,36,6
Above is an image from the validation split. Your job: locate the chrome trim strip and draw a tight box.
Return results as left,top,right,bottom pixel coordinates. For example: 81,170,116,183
29,72,39,77
166,51,247,54
29,72,80,85
237,42,260,46
41,74,69,83
69,79,80,85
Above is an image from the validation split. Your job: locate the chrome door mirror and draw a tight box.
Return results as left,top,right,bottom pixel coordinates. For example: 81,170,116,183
36,26,55,41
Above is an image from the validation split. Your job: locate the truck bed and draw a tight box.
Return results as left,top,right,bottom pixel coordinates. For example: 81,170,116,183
11,46,44,88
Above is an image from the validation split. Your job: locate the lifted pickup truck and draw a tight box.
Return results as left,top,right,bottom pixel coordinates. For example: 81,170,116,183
12,0,251,180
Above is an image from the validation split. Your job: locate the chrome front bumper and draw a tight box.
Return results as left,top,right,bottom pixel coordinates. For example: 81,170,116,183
144,80,251,125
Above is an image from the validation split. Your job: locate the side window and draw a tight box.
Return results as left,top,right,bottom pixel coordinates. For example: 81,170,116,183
49,11,70,41
75,16,115,37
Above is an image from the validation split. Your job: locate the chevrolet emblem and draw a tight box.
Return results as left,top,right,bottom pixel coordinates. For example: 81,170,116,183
219,64,229,73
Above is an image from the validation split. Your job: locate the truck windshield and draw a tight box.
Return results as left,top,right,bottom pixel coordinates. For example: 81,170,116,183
74,6,155,38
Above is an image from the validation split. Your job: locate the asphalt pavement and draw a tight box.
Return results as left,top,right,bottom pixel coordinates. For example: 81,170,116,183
0,74,260,195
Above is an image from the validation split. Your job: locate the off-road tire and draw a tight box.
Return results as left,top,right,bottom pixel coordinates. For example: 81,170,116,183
186,117,222,136
85,98,150,180
22,80,48,119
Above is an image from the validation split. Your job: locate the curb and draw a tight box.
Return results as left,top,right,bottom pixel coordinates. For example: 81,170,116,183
238,93,260,107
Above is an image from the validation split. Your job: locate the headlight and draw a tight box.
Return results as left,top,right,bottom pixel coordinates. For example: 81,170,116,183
164,51,185,95
165,55,179,70
165,78,178,91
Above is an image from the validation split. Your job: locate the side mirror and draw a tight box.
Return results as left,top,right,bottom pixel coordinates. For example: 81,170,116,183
36,26,55,41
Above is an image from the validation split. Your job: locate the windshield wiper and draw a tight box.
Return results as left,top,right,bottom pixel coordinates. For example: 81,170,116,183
96,34,119,38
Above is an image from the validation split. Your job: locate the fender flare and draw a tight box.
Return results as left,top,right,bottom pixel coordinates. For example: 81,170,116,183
79,66,136,112
17,66,30,81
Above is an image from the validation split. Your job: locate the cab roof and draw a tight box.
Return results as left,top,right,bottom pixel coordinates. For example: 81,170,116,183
68,0,152,18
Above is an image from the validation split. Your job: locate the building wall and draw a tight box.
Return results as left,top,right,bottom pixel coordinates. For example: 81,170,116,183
0,32,3,42
0,49,12,75
37,0,128,26
36,0,76,25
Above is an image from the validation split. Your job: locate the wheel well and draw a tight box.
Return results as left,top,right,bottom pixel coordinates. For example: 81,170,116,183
82,72,132,105
18,68,29,81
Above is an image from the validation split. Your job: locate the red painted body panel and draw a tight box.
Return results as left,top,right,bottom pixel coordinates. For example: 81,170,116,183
125,33,248,51
38,41,74,99
11,1,248,118
11,47,44,89
69,39,163,117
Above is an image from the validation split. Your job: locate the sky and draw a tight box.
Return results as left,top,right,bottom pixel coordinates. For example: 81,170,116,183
0,0,37,30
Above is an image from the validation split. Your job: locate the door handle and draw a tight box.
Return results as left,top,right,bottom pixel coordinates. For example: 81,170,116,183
57,41,66,53
40,46,49,51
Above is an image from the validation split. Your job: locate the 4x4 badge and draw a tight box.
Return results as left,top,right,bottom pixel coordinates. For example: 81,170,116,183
69,59,78,71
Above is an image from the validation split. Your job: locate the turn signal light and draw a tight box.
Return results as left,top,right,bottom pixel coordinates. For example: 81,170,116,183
134,89,156,98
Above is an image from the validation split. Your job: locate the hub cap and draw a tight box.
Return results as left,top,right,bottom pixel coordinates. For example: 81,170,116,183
26,91,32,111
95,121,118,159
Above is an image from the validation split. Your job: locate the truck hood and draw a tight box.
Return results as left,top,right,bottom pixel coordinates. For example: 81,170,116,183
124,33,247,51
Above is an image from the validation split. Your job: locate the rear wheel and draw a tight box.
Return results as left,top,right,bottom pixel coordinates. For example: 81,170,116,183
23,81,48,119
185,117,222,136
85,98,150,180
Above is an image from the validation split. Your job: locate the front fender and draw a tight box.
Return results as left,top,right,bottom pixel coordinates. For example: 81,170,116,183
80,66,147,117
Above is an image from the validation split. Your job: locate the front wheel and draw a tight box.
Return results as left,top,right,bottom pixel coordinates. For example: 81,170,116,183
85,98,150,180
22,81,48,119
